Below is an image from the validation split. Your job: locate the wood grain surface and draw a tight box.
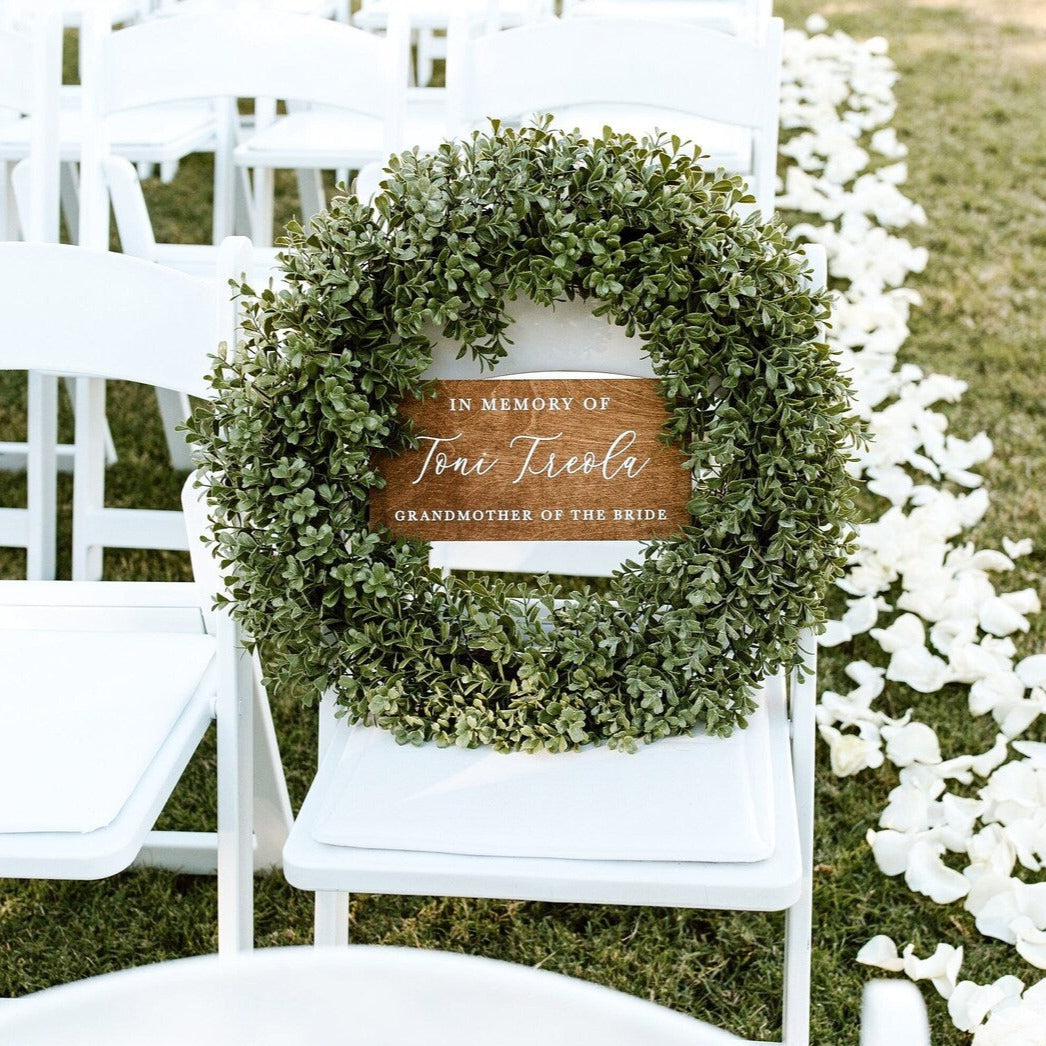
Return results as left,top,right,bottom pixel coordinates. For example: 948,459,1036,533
371,378,691,540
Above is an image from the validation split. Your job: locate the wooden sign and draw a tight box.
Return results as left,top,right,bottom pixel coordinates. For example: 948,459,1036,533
370,378,691,541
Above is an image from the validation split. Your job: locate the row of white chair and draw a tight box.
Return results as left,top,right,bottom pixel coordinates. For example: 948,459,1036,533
1,5,785,581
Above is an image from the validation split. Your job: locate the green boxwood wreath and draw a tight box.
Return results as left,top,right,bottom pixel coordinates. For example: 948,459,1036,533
189,121,862,753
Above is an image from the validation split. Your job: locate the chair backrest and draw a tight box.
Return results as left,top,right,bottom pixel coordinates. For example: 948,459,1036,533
0,945,741,1045
82,8,407,123
0,240,246,398
77,6,408,247
446,16,783,216
418,244,823,578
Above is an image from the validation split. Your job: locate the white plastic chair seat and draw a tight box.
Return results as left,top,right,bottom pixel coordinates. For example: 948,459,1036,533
284,678,801,908
234,94,448,172
148,242,283,285
0,581,215,879
544,103,752,174
0,945,742,1045
0,101,216,164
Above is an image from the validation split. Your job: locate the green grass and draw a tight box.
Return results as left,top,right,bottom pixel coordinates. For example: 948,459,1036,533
2,3,1046,1042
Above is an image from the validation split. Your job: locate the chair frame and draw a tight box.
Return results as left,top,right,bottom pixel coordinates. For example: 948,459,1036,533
283,245,826,1045
0,240,292,952
0,12,62,581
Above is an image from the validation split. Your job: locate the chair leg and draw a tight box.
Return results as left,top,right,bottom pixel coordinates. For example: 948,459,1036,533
782,897,812,1046
250,166,276,249
234,166,254,239
71,376,107,581
154,388,194,471
25,372,57,581
295,168,326,225
314,891,350,946
217,611,255,953
1,160,17,238
59,161,79,243
783,639,817,1046
250,665,294,870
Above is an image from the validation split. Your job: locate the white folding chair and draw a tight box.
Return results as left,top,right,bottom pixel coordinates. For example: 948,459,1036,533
561,0,772,39
194,9,413,248
0,945,741,1044
0,11,220,244
447,15,783,218
282,246,826,1046
0,241,292,954
64,7,406,577
0,10,62,581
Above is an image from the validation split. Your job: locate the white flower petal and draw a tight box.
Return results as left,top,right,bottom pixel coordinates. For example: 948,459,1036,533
886,646,951,693
1017,656,1046,690
867,827,916,877
870,612,926,652
819,725,885,777
973,886,1023,943
845,660,887,693
970,735,1010,778
902,941,963,999
1015,920,1046,970
950,976,1025,1033
968,549,1015,573
818,619,853,647
881,782,932,832
966,827,1016,879
995,698,1043,739
882,721,942,766
905,840,970,903
841,595,884,636
969,673,1024,717
1001,588,1041,616
856,934,905,971
1012,741,1046,768
1002,537,1033,559
980,596,1032,637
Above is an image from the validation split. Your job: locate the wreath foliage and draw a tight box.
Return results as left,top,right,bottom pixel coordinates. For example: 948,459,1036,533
190,122,861,753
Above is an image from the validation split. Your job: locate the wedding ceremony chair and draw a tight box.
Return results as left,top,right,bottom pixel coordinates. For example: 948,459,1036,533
0,239,291,954
60,6,410,578
225,8,411,246
0,945,742,1044
0,9,62,581
283,245,828,1046
0,11,220,244
446,14,784,218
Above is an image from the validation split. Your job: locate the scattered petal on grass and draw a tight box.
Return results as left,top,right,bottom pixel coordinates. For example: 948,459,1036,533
902,941,963,998
819,725,884,776
882,721,941,767
949,976,1025,1033
904,841,970,903
856,934,905,971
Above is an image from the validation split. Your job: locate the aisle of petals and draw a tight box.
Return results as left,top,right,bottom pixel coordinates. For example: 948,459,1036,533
781,18,1046,1043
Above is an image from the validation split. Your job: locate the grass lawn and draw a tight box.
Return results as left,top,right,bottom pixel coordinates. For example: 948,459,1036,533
1,2,1045,1042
